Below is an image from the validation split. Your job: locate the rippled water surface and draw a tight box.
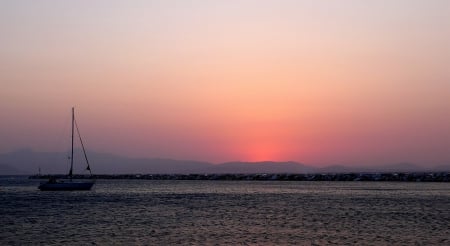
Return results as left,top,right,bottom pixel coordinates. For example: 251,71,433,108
1,177,449,245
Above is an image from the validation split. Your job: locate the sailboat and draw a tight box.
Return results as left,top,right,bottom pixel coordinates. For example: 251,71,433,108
38,107,95,191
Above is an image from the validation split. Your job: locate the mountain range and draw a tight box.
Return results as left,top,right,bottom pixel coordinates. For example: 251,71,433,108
0,149,448,175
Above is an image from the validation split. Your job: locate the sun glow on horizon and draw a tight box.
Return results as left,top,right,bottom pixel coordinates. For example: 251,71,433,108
1,1,449,166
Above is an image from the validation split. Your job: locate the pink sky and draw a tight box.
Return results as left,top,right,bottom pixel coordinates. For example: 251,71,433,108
1,1,449,166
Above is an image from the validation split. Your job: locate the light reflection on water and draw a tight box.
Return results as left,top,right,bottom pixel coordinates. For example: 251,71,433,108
1,177,449,245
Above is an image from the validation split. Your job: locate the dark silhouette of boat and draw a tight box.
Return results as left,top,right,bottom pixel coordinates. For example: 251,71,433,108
39,107,95,191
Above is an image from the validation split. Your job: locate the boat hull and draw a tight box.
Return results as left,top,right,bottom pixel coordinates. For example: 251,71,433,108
38,180,95,191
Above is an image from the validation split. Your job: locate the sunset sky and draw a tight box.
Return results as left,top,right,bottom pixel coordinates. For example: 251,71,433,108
1,1,449,166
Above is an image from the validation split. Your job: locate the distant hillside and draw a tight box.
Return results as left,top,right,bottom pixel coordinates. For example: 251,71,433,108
318,162,447,173
0,163,27,175
213,161,314,174
0,149,446,175
0,149,213,175
0,149,312,174
318,165,373,173
431,164,450,172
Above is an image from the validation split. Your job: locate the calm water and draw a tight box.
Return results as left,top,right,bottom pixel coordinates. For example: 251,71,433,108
1,177,449,245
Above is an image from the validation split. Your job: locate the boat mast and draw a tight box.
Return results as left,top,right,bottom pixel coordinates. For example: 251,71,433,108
75,117,92,176
69,107,74,180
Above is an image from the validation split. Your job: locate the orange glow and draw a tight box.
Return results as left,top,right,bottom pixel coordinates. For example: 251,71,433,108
242,142,284,162
1,1,450,166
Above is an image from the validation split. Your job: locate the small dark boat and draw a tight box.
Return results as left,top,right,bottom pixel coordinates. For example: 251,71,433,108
38,178,94,191
39,107,95,191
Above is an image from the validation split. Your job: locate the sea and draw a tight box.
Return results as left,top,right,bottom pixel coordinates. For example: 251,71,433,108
1,176,449,245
